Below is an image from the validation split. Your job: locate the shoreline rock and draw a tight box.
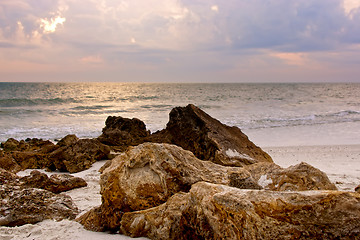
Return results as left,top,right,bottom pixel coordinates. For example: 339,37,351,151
0,184,79,227
149,104,273,167
120,182,360,240
78,142,337,233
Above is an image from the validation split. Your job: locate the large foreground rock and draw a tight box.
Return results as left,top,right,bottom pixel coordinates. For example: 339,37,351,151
150,104,272,167
98,116,150,151
79,142,262,231
121,182,360,240
49,136,111,173
0,185,78,227
78,143,336,232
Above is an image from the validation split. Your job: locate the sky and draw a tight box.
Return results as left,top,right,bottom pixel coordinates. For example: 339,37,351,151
1,0,360,83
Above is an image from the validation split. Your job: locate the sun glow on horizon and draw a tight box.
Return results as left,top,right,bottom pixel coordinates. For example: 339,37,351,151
40,16,66,33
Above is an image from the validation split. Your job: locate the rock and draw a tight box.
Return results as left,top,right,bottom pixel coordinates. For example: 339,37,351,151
79,143,338,232
356,184,360,193
0,138,57,172
246,162,337,191
49,138,111,173
0,168,20,185
120,181,360,240
0,185,78,227
20,170,87,193
2,138,19,151
150,104,272,167
56,134,79,147
76,206,105,232
79,142,261,232
98,116,150,151
2,138,56,153
10,151,54,171
0,150,22,173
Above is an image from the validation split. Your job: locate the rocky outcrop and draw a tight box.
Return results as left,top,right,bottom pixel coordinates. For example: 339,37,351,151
20,170,87,193
1,138,56,153
0,184,78,227
0,138,57,172
78,143,337,232
79,142,262,231
0,168,19,185
150,104,272,167
245,162,337,191
49,136,111,173
120,182,360,240
0,150,22,173
98,116,150,151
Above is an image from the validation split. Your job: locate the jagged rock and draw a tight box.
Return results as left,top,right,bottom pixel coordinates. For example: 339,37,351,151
0,185,78,227
356,184,360,193
56,134,79,147
0,168,20,185
79,142,261,232
120,182,360,240
79,143,338,232
246,162,337,191
49,137,111,173
1,138,19,151
2,138,56,153
150,104,272,167
0,138,57,172
0,150,22,173
10,151,54,171
98,116,150,151
20,170,87,193
77,206,104,232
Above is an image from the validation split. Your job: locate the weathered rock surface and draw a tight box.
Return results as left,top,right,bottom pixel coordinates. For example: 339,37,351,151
0,138,57,172
150,104,272,167
56,134,79,147
1,135,111,173
79,143,337,232
20,170,87,193
50,136,111,173
356,184,360,193
0,168,19,185
121,182,360,240
1,138,56,153
245,162,337,191
78,142,262,231
98,116,150,151
0,185,78,227
0,150,22,173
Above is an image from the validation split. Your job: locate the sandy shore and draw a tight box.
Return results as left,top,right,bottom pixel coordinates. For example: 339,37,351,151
1,144,359,239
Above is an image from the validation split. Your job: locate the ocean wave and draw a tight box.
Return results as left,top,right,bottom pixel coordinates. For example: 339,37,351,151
140,104,173,110
71,105,114,111
245,110,360,129
0,98,80,107
60,109,128,116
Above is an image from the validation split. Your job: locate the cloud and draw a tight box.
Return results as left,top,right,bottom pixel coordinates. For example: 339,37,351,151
40,16,66,33
79,55,104,64
1,0,360,82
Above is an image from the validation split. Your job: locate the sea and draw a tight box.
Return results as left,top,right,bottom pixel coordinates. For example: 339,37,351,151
0,82,359,147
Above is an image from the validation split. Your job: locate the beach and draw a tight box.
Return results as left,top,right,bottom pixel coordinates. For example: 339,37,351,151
1,143,359,240
1,83,359,238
